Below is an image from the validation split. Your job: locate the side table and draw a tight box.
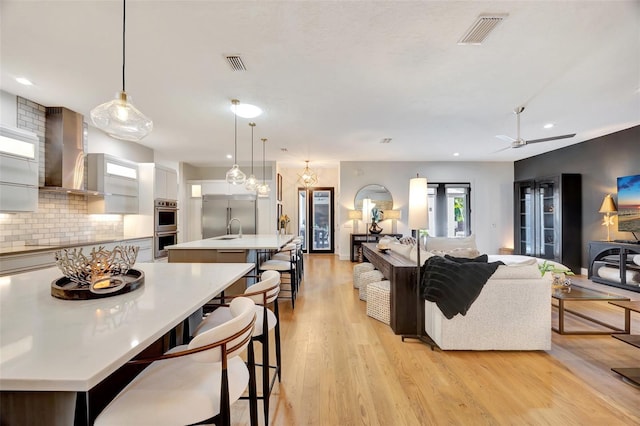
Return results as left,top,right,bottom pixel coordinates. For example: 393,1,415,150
608,300,640,387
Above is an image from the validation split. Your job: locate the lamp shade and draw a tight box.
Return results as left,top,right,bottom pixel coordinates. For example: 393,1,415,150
348,210,363,220
408,176,428,230
362,198,373,222
599,194,618,213
384,210,402,220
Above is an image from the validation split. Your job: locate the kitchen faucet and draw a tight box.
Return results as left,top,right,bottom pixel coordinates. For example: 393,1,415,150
227,217,243,238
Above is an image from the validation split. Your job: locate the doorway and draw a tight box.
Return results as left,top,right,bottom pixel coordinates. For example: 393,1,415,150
298,187,334,254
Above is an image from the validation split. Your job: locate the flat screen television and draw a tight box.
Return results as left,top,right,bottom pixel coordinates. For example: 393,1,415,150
617,174,640,233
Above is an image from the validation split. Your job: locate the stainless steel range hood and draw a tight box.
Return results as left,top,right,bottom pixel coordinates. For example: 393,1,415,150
41,107,100,195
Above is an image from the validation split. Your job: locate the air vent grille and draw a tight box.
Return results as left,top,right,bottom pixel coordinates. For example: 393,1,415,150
458,14,507,45
225,55,246,71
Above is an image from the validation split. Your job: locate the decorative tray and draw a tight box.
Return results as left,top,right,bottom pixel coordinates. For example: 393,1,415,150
51,269,145,300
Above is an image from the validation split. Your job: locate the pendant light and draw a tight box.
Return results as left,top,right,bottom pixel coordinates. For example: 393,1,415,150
90,0,153,142
298,160,318,188
225,99,246,185
256,138,271,198
244,122,258,191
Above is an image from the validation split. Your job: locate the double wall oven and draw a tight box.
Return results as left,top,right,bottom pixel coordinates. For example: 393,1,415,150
154,199,178,259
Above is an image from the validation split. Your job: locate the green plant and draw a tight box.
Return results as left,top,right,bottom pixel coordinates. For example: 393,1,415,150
538,260,574,277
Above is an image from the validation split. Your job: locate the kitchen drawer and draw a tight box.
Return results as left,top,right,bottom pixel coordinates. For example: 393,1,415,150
0,250,56,275
0,183,38,212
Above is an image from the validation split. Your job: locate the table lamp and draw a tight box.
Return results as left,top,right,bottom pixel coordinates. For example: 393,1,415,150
384,210,402,234
401,174,435,348
348,210,363,233
599,194,617,242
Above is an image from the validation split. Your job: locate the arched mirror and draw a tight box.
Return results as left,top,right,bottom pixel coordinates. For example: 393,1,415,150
354,184,393,212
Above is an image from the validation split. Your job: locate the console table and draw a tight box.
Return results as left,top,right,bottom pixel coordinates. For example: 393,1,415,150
361,243,417,334
350,233,402,262
588,241,640,293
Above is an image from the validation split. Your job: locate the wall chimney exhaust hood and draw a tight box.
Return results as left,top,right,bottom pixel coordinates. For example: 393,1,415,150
41,107,102,195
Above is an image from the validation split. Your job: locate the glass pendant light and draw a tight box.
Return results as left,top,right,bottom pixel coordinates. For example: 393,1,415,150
90,0,153,142
256,138,271,198
226,99,246,185
244,122,258,191
297,160,318,188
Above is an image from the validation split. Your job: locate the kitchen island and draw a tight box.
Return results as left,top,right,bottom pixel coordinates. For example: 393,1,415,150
167,234,294,292
0,261,254,425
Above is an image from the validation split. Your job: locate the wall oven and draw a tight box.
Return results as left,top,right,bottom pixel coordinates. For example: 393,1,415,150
154,199,178,259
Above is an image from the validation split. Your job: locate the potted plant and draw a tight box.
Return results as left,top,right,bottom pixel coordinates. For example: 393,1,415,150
539,260,575,290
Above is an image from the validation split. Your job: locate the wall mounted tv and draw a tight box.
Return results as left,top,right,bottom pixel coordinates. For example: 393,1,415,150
617,174,640,233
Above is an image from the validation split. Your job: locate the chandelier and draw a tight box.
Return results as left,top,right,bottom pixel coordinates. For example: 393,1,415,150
225,99,246,185
244,122,258,191
90,0,153,142
256,138,271,197
298,160,318,188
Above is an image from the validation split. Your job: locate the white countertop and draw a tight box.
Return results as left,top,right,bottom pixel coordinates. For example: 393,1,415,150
166,234,295,250
0,262,254,391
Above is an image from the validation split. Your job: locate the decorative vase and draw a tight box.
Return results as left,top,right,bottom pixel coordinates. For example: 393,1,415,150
369,222,383,234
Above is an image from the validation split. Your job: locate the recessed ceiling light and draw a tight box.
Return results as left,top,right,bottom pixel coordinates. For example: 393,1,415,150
543,123,554,129
16,77,33,86
453,152,460,157
230,103,262,118
226,154,232,159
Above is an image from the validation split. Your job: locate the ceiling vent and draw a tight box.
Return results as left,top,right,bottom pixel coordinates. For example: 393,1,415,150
458,14,508,45
380,138,392,144
225,55,246,71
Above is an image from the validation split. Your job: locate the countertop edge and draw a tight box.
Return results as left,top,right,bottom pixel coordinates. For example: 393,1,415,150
0,236,154,256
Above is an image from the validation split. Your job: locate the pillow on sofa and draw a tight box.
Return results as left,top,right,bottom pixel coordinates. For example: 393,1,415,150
444,254,488,263
491,263,542,280
431,247,481,259
409,246,435,265
389,242,412,258
425,234,477,252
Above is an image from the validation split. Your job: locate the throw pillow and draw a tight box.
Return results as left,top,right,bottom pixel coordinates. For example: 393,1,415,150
430,247,481,259
444,254,488,263
425,234,477,252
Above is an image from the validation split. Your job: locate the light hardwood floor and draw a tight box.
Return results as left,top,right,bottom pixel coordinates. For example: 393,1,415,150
233,254,640,425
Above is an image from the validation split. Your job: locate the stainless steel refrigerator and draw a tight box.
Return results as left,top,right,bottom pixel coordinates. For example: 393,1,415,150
201,194,257,238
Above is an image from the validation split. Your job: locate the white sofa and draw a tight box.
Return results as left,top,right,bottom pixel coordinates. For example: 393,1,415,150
386,236,552,351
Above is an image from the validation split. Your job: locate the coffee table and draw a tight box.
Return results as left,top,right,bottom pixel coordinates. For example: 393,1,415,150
551,285,630,335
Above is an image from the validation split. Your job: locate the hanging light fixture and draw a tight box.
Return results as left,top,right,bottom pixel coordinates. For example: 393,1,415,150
245,122,258,191
90,0,153,142
225,99,246,185
256,138,271,198
297,160,318,188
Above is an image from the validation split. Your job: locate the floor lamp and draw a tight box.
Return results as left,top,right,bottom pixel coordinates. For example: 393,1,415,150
401,175,435,348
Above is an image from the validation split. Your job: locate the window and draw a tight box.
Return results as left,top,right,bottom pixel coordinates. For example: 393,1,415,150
425,183,471,237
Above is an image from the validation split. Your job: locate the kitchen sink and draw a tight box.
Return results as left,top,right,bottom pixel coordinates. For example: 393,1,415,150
211,235,240,240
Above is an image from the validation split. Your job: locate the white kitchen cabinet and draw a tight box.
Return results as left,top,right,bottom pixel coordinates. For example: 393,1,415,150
87,153,139,214
0,126,39,212
0,237,153,275
153,165,178,200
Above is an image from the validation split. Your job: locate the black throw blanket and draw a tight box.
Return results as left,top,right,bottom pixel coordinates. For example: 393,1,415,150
421,255,504,319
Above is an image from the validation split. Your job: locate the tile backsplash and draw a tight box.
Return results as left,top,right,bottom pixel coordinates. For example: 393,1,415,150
0,192,123,248
0,97,124,249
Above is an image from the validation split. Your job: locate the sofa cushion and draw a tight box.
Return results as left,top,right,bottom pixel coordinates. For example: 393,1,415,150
425,234,476,252
409,246,435,265
492,263,542,280
431,247,481,259
389,242,412,258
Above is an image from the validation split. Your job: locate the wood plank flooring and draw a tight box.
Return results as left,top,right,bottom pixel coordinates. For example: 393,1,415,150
232,255,640,425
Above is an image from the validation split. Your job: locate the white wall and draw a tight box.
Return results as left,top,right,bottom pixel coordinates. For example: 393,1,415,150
0,90,17,126
338,161,514,260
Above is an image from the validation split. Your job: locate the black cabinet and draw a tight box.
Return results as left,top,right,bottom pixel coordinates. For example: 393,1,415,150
350,233,402,262
514,174,581,273
588,241,640,293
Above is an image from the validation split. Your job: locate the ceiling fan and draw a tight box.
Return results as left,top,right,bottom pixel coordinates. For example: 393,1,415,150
495,106,576,150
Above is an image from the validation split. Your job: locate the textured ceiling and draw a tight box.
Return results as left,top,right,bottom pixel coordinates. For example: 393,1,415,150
1,1,639,168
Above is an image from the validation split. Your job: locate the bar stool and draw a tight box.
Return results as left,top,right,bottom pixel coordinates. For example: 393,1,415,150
259,248,297,308
194,271,281,425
